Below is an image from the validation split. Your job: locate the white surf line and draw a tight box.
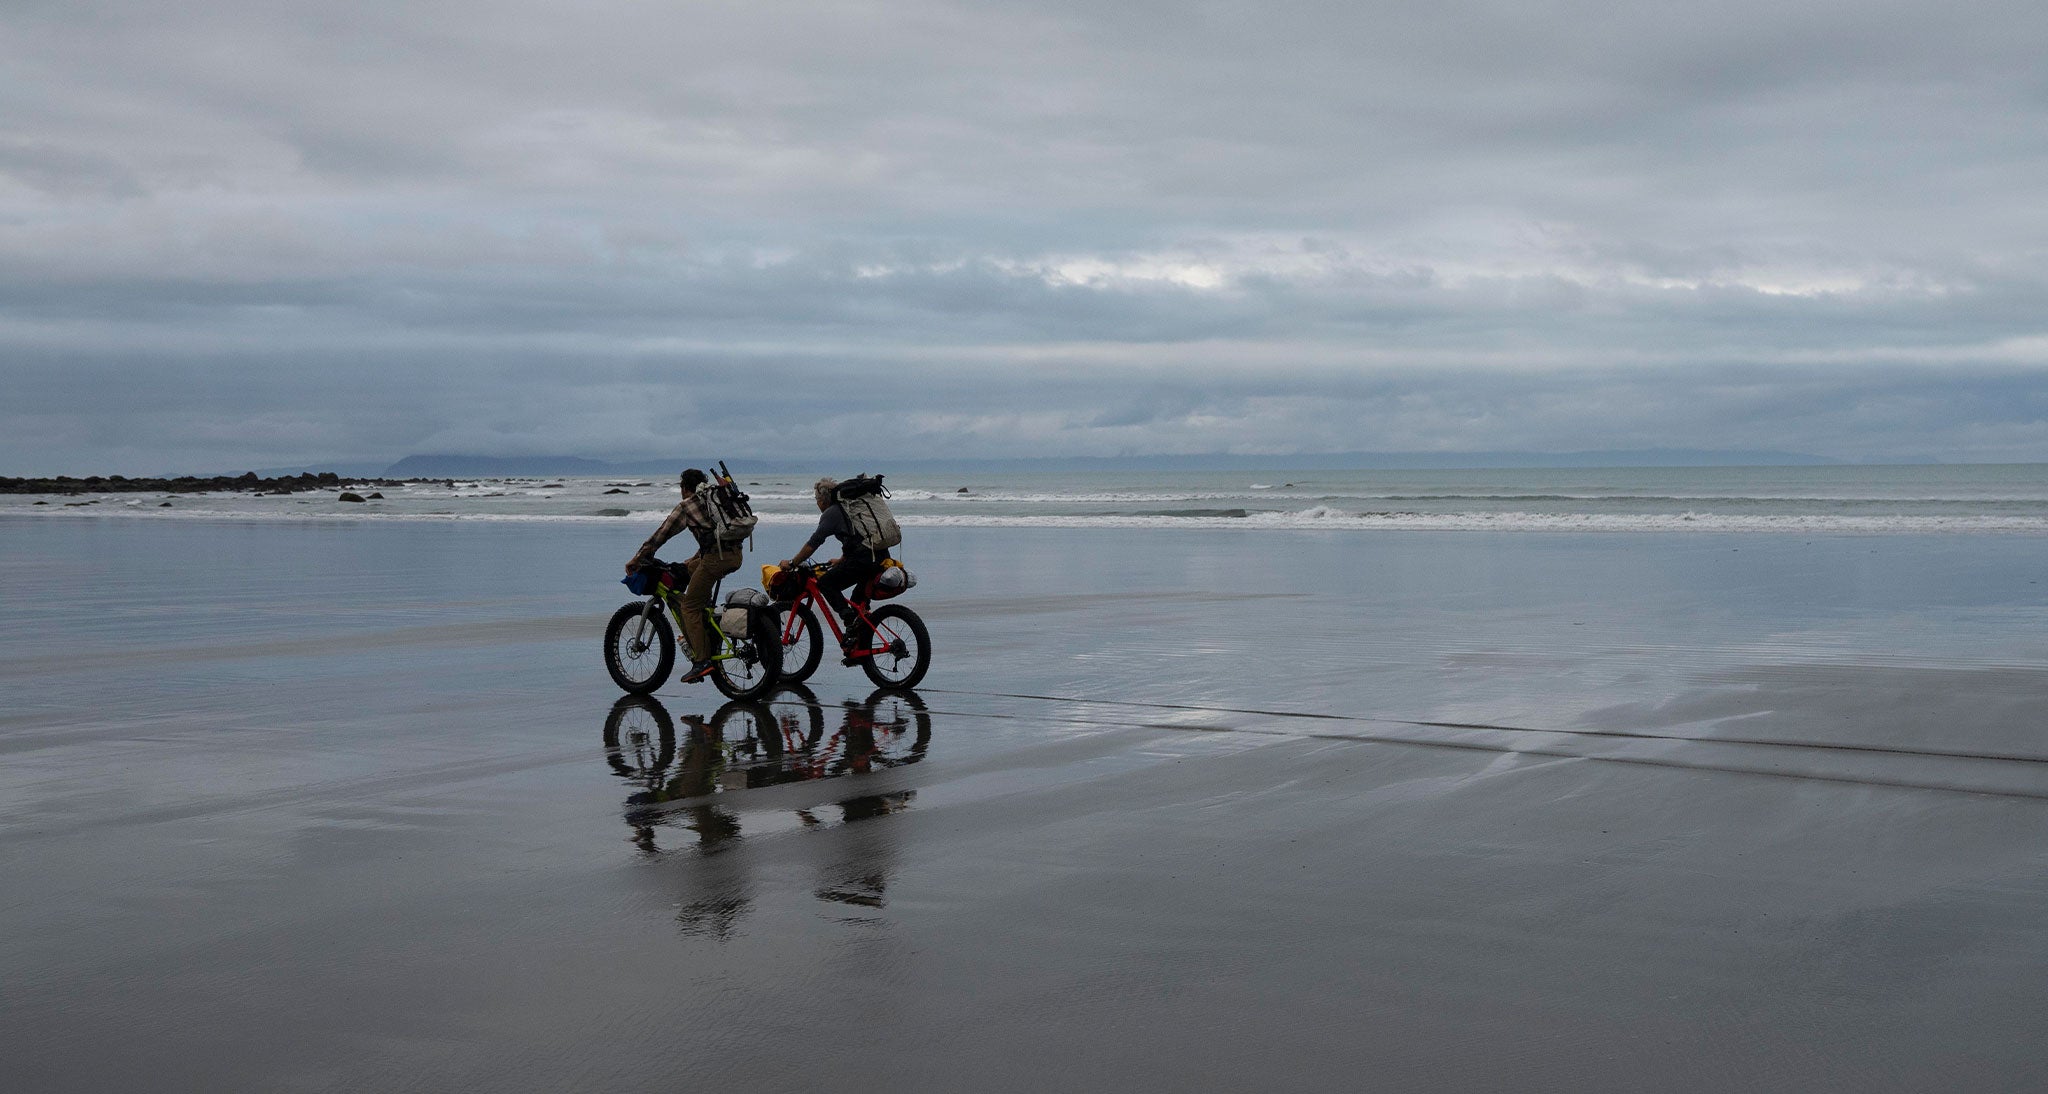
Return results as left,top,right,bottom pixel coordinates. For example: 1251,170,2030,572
919,688,2048,769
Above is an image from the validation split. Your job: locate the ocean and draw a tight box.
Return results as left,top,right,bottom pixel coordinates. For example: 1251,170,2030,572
12,463,2048,533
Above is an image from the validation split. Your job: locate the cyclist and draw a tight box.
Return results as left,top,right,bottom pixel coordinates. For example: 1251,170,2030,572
780,477,888,650
626,468,745,683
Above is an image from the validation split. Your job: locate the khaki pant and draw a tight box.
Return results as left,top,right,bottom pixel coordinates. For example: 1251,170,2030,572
680,547,744,663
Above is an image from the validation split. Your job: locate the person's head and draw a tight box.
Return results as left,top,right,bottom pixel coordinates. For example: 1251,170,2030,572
680,468,708,493
812,477,838,511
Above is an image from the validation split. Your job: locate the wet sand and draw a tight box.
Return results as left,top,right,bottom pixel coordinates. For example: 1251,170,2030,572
7,518,2048,1090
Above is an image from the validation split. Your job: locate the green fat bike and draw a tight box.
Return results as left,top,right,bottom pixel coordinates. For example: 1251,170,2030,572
604,559,781,700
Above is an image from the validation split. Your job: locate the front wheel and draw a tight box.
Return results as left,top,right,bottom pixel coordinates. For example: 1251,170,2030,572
604,602,674,694
602,694,676,778
711,608,782,700
768,682,826,750
860,604,931,690
773,603,825,683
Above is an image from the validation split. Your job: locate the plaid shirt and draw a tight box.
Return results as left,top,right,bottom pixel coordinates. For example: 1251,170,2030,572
633,491,714,563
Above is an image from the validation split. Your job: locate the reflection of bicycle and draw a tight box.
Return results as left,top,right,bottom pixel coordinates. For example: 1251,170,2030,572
600,688,930,801
765,682,826,752
604,558,781,699
602,694,675,780
763,563,931,689
599,690,933,926
841,689,932,765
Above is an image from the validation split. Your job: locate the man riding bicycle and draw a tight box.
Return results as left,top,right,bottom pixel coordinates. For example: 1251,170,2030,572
781,477,889,650
626,468,746,683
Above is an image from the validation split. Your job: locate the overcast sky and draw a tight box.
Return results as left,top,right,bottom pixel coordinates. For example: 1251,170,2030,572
5,0,2047,472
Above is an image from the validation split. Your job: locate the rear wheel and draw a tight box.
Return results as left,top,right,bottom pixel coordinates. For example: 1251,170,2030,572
711,608,782,700
773,603,825,683
604,602,674,694
863,688,933,762
859,604,931,690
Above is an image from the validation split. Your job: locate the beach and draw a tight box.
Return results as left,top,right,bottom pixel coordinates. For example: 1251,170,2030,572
8,513,2048,1090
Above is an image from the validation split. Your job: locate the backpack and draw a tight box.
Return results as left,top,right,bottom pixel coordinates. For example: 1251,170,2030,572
833,473,902,552
696,463,758,550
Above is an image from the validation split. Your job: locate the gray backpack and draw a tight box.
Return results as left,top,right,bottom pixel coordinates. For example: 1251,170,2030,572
695,465,758,550
834,474,902,553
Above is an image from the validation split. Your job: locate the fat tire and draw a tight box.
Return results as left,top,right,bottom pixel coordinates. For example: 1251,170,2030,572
767,682,826,751
711,607,783,700
859,604,931,690
774,603,825,683
605,602,674,694
862,688,933,760
602,694,676,777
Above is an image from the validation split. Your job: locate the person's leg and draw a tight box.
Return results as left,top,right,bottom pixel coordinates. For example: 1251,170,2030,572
681,551,743,663
820,554,883,647
819,554,881,624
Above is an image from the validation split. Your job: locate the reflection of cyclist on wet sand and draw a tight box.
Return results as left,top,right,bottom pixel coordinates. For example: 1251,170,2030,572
829,695,931,777
808,697,919,908
597,690,931,929
600,691,928,844
617,712,739,854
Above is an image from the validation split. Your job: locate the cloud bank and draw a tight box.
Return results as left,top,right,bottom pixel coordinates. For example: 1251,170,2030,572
4,0,2046,471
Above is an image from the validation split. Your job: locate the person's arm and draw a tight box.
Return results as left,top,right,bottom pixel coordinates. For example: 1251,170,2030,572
627,502,689,571
782,507,843,567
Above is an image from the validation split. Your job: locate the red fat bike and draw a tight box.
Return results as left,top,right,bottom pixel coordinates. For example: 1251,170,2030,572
763,562,931,689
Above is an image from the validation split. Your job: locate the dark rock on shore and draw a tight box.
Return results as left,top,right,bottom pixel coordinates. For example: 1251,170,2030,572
3,471,342,495
604,488,629,494
1,471,445,496
368,492,384,499
338,492,366,503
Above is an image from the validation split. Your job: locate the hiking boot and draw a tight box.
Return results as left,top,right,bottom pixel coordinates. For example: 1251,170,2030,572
680,659,716,683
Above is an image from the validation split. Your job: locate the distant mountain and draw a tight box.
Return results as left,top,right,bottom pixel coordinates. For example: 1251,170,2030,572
384,454,619,478
381,448,1845,477
381,454,822,478
252,461,402,478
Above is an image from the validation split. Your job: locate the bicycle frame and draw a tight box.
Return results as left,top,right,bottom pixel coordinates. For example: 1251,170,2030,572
778,569,889,658
635,574,741,662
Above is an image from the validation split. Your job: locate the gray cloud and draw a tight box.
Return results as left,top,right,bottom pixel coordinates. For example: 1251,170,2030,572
4,0,2047,472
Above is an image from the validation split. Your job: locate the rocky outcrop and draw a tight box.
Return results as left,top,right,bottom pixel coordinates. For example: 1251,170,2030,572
0,472,435,495
2,471,344,495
